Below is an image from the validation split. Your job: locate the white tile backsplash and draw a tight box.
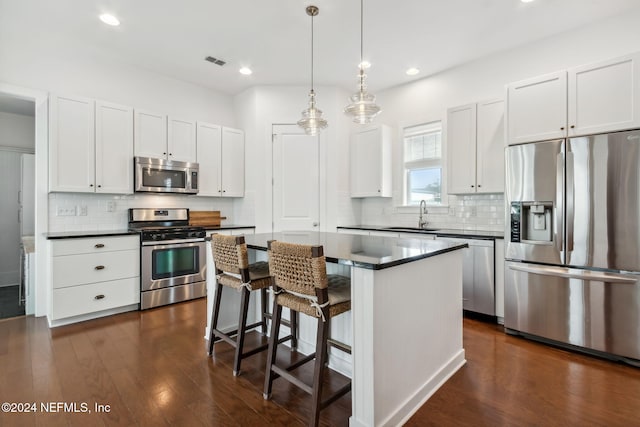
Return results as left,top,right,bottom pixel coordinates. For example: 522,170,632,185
48,193,236,232
360,193,505,232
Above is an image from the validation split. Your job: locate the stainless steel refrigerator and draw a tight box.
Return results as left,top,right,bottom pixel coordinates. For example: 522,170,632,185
505,129,640,363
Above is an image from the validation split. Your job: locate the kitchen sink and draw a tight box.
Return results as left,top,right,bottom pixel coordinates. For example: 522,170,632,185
385,227,440,232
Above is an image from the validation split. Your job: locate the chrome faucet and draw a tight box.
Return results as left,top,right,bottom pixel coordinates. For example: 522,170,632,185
418,200,428,229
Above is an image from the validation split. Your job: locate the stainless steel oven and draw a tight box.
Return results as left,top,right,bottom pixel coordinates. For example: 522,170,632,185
130,208,207,310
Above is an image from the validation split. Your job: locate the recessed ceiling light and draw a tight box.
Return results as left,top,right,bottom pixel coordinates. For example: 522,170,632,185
99,13,120,26
406,67,420,76
239,67,252,75
359,61,371,69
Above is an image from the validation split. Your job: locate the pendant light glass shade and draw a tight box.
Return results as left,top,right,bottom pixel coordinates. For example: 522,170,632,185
298,5,328,136
344,0,381,124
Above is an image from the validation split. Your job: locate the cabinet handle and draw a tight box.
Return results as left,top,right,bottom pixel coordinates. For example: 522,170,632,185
95,294,105,300
95,244,105,248
95,265,105,270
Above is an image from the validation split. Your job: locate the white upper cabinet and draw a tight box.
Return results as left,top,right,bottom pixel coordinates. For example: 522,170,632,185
506,71,567,145
168,117,196,162
134,110,196,162
50,95,133,194
95,101,134,194
507,51,640,144
196,124,245,197
568,52,640,137
196,122,222,197
447,99,504,194
134,109,167,159
476,99,505,193
221,127,245,197
447,104,477,194
350,125,392,198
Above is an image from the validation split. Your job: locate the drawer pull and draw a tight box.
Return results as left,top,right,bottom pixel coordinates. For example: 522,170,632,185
95,294,105,300
95,244,105,248
95,265,105,270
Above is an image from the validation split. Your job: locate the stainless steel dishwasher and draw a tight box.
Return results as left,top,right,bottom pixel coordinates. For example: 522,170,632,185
436,237,495,316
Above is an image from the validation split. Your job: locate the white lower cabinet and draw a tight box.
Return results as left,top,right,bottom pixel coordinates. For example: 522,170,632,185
206,228,255,238
50,235,140,323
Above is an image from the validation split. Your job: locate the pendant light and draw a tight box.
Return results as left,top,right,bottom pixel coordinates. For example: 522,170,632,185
297,5,328,136
344,0,381,124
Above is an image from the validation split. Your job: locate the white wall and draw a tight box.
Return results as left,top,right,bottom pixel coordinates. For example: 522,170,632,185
0,112,35,151
361,7,640,231
234,85,359,233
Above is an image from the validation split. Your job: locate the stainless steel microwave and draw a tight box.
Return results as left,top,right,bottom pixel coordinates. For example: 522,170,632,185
134,156,199,194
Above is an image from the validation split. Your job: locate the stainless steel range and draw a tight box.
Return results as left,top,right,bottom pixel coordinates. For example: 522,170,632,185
129,208,207,310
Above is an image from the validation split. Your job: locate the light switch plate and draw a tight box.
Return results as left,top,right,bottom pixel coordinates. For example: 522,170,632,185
57,206,76,216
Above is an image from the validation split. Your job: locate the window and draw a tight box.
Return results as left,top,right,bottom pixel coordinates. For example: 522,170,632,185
403,121,442,205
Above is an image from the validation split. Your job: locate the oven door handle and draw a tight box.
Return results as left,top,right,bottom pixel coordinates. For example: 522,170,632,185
142,238,205,246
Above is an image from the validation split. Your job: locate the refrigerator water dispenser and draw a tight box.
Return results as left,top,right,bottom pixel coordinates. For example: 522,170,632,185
510,202,553,243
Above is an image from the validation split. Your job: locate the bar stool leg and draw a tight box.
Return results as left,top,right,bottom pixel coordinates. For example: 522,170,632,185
208,282,224,356
310,311,330,427
290,309,298,351
264,301,283,400
233,287,251,376
260,288,268,335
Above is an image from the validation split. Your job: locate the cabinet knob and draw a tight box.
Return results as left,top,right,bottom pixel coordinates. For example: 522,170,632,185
163,152,167,155
478,184,482,188
90,184,94,187
95,265,105,270
471,185,475,188
97,184,102,188
169,153,173,156
570,125,575,129
377,189,381,192
95,294,105,300
94,243,105,248
223,190,226,193
560,127,565,131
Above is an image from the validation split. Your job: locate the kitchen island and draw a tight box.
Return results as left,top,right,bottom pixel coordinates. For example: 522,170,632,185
206,231,467,426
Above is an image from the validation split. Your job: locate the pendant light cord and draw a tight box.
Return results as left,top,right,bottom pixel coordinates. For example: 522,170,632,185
360,0,364,69
311,11,314,92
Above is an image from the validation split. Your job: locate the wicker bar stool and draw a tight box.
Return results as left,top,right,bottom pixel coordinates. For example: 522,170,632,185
208,234,297,376
264,240,351,427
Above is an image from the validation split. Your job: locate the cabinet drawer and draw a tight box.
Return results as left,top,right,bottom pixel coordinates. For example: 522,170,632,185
52,235,139,256
52,277,140,320
53,249,140,288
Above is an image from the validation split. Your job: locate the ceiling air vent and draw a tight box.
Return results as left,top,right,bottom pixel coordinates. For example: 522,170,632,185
205,56,226,66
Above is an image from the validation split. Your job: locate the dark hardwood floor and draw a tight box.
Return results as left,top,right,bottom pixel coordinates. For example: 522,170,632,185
0,298,639,426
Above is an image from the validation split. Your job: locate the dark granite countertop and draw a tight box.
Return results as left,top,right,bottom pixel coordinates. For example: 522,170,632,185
243,231,467,270
46,224,256,239
337,225,504,240
203,225,256,231
46,230,140,239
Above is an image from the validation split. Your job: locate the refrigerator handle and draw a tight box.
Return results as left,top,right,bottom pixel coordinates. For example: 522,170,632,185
555,152,565,253
508,264,638,284
566,151,574,252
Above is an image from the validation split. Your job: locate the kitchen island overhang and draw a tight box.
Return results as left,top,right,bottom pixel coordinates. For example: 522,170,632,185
205,231,467,426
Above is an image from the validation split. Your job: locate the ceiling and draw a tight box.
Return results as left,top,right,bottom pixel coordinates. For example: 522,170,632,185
2,0,639,96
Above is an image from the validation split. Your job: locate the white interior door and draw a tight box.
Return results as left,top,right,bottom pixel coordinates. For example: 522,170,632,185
272,125,319,231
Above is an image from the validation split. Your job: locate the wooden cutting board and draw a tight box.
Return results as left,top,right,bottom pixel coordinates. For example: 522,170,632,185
189,211,226,227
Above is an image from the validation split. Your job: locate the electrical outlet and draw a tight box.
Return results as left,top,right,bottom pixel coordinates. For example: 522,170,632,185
78,205,88,216
106,201,115,212
57,206,76,216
